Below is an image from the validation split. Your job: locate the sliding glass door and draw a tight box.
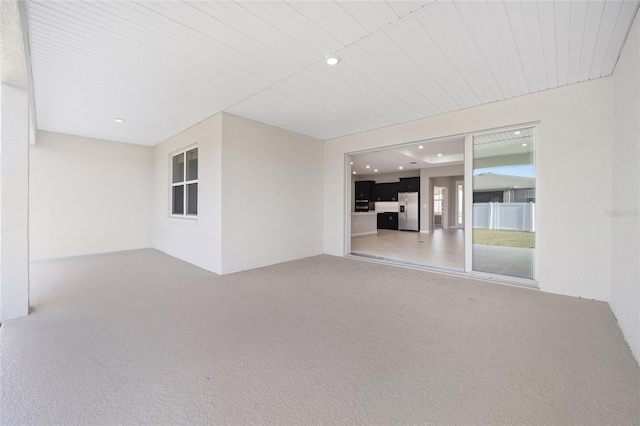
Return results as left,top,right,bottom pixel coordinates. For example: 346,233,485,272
471,127,536,281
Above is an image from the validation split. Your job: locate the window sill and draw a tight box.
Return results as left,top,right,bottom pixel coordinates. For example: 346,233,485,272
167,216,198,226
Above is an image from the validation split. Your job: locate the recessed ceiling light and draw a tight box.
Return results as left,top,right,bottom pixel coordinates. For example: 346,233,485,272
350,161,353,165
352,171,356,174
514,130,521,135
326,56,339,65
398,166,403,170
522,143,528,147
374,169,378,172
418,145,424,149
114,118,125,123
437,153,442,157
366,165,370,169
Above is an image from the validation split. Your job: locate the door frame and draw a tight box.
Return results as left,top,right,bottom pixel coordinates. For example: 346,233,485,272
345,121,540,288
464,125,539,286
442,187,448,228
464,135,473,273
454,179,464,228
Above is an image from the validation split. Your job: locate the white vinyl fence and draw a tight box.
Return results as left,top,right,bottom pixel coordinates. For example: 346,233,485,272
473,202,535,232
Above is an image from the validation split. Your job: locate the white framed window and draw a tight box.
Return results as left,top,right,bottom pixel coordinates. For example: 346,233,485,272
171,147,198,217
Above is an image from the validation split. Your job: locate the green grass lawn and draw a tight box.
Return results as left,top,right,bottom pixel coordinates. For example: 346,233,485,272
473,229,535,248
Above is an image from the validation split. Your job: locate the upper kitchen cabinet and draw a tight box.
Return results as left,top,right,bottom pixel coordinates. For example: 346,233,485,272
398,177,420,192
354,180,375,200
373,182,399,201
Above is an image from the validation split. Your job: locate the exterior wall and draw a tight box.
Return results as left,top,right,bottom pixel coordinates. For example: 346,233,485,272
325,78,612,301
610,12,640,361
151,112,323,275
220,113,324,274
0,0,32,321
152,114,222,274
30,131,153,260
1,85,30,320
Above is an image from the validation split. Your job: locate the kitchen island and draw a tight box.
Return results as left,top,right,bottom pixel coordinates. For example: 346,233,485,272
351,212,377,236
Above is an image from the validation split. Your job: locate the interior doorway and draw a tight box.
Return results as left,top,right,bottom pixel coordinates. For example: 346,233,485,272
348,137,465,271
433,187,447,229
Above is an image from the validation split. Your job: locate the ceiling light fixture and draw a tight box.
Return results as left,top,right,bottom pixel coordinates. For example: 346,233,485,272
418,145,424,149
522,143,528,147
374,169,378,172
366,165,370,169
352,171,356,174
350,161,353,165
514,130,521,135
114,118,125,123
326,56,339,65
398,166,403,170
437,153,442,157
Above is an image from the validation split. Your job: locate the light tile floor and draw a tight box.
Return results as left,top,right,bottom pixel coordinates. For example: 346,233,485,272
351,228,464,270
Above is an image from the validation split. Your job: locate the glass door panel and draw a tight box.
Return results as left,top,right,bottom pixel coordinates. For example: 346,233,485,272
472,127,536,280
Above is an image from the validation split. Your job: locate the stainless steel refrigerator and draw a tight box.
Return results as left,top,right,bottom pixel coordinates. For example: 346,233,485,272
398,192,419,231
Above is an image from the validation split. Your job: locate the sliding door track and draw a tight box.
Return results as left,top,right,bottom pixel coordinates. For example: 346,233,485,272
349,251,466,275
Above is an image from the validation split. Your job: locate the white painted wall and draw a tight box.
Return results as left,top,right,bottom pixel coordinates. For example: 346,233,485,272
152,114,222,274
610,13,640,361
29,131,153,260
1,85,30,320
325,79,612,301
0,0,32,321
448,175,464,227
221,113,324,274
150,112,323,275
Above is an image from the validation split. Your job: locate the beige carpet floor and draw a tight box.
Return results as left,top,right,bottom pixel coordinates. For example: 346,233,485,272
1,249,638,425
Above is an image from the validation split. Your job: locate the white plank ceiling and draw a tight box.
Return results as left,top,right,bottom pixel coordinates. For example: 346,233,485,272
27,0,640,146
474,126,535,158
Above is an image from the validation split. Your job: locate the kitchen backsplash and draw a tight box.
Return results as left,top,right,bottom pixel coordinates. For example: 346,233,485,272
375,202,399,212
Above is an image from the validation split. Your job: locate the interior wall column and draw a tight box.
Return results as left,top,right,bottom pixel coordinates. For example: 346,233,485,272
1,0,32,321
0,84,30,321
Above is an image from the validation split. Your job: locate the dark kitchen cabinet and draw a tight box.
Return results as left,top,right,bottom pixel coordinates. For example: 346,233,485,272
373,182,399,201
389,212,398,230
354,180,375,201
377,212,398,230
398,177,420,192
